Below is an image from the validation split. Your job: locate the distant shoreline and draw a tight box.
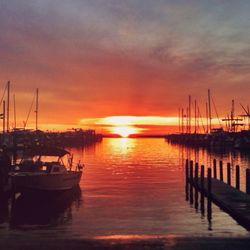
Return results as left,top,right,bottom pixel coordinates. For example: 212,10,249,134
102,134,167,138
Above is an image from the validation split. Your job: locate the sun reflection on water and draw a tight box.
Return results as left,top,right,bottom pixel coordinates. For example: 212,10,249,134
106,137,136,155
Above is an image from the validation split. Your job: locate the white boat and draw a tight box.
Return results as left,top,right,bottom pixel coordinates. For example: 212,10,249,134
10,148,83,192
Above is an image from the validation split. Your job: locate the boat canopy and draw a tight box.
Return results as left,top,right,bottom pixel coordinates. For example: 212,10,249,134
26,147,70,157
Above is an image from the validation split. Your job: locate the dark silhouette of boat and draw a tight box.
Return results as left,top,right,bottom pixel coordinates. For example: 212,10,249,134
10,147,83,193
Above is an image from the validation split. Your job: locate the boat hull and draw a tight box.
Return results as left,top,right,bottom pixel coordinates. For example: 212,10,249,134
11,171,82,192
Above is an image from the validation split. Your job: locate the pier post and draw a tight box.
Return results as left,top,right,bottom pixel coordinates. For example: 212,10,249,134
213,159,217,179
194,162,199,209
236,165,240,190
201,165,205,192
194,163,199,186
189,161,194,204
246,169,250,195
200,192,205,216
207,166,212,228
185,159,189,201
194,187,199,210
185,159,189,185
227,163,231,186
207,197,212,229
219,160,223,181
207,168,212,197
190,160,193,184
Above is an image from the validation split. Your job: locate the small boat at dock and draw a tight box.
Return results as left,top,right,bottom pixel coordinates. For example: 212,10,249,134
9,147,83,193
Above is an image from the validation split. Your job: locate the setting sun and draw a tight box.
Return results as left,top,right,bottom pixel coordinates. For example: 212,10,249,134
111,126,139,137
79,116,179,136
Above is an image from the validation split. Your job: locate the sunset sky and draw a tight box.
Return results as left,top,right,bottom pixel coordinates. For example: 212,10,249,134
1,0,250,134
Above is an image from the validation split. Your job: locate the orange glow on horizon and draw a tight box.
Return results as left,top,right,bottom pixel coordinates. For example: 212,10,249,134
79,116,180,135
27,115,224,135
96,116,179,126
111,126,140,137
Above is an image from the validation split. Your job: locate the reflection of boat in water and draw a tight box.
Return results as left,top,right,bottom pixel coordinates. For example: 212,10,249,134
10,147,83,193
10,186,82,228
0,196,9,224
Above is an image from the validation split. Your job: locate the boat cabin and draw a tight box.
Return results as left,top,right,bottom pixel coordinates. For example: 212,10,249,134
12,147,82,174
45,164,68,174
17,159,68,174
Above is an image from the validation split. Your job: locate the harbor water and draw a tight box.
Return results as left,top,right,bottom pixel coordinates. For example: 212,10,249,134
1,138,250,242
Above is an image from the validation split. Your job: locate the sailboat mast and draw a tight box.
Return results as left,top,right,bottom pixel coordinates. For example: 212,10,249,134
181,108,184,134
188,95,191,134
208,89,212,133
7,81,10,132
35,88,39,131
231,99,234,132
178,108,181,133
186,107,189,133
206,102,208,133
3,100,5,134
194,99,197,134
13,94,16,129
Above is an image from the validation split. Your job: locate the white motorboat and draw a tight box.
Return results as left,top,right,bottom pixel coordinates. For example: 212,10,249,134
10,148,83,192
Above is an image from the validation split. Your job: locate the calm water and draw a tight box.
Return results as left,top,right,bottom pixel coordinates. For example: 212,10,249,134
1,138,250,240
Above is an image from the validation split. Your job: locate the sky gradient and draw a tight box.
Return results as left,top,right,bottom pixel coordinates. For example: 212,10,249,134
1,0,250,133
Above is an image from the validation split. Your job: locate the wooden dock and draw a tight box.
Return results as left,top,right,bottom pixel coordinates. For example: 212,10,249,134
196,178,250,230
186,159,250,231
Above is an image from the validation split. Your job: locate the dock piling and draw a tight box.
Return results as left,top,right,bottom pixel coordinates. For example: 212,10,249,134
213,159,217,179
194,163,199,186
189,160,194,203
185,159,189,201
207,167,212,225
200,192,205,216
190,160,193,184
207,168,212,197
185,161,250,231
185,159,189,185
236,165,240,190
227,163,231,186
219,160,223,181
194,187,199,210
201,165,205,192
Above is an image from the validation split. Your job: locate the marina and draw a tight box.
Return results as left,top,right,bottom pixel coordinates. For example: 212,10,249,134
167,91,250,150
1,139,250,248
1,1,250,249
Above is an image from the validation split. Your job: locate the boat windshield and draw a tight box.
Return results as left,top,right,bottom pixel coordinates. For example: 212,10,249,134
16,152,74,172
33,155,61,163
